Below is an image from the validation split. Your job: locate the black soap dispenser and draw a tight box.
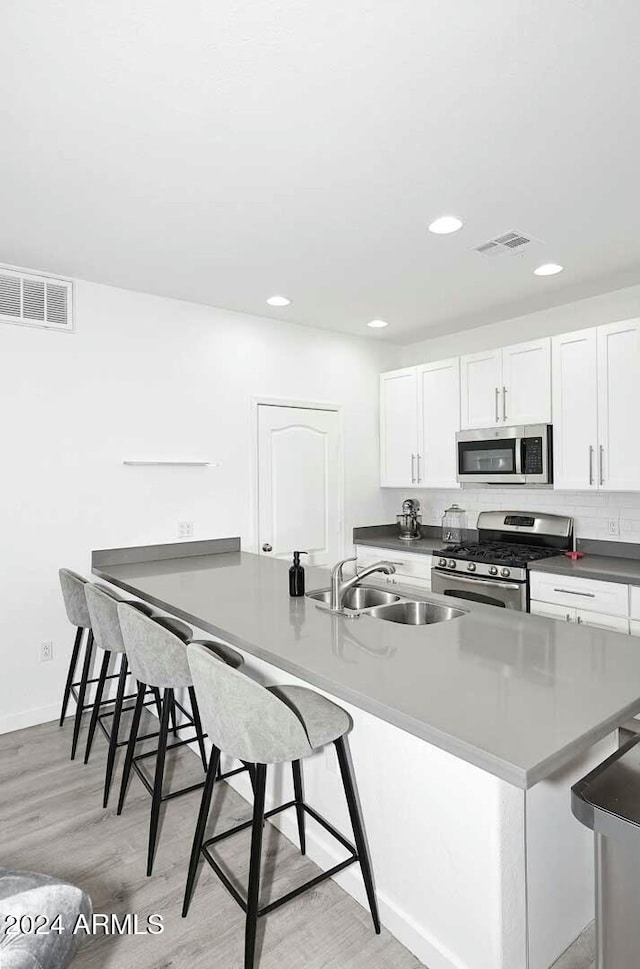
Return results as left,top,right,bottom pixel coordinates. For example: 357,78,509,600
289,551,308,597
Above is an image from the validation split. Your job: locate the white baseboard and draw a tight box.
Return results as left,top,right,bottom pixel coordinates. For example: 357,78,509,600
0,702,59,736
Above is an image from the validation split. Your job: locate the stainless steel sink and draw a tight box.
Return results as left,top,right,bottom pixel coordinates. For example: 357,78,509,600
366,601,465,625
307,587,401,609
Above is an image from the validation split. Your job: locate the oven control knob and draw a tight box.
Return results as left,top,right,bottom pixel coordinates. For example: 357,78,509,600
467,562,476,572
501,567,511,578
447,559,456,569
488,566,498,576
438,557,447,568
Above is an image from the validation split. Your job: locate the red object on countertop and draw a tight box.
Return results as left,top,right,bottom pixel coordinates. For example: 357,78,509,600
565,551,585,560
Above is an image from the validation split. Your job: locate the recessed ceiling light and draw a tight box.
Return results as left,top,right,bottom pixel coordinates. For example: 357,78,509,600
428,215,463,235
367,319,389,329
533,263,564,276
266,295,291,307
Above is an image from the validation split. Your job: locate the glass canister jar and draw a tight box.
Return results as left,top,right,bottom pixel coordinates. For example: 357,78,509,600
442,504,467,546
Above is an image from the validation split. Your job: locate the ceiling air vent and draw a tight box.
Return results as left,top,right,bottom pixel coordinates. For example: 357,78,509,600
0,266,73,331
473,231,539,258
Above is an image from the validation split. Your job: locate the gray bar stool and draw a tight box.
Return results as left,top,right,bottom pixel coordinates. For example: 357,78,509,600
116,602,245,877
84,584,168,806
58,569,125,759
182,642,380,969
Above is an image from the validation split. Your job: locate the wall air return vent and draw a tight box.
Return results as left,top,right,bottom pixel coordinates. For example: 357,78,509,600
0,267,73,331
473,231,540,258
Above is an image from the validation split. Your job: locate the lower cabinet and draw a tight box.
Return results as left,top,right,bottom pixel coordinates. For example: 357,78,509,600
530,570,631,635
354,544,432,592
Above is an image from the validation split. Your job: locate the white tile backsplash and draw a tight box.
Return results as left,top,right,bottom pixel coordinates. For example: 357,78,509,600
382,487,640,542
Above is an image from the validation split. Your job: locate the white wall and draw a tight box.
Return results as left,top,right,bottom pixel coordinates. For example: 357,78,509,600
0,278,400,733
400,282,640,364
383,283,640,539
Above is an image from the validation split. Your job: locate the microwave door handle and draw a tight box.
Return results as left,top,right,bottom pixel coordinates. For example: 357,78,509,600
515,438,523,476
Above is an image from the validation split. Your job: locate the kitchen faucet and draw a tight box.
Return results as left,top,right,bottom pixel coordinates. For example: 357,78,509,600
330,557,397,611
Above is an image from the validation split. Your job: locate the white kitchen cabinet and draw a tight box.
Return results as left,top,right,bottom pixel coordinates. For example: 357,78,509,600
417,358,460,488
630,621,640,637
380,368,420,487
552,320,640,492
597,319,640,491
530,600,575,623
460,338,551,429
355,544,432,591
575,610,629,634
529,571,629,618
501,339,552,425
380,360,459,488
460,348,502,429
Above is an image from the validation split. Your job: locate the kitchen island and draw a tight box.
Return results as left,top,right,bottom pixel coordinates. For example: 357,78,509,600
93,538,640,969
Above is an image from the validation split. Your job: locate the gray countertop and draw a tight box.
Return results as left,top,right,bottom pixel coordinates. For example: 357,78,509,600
354,535,443,555
530,553,640,586
93,546,640,790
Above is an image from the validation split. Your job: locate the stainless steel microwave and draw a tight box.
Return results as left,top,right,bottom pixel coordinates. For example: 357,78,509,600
456,424,553,485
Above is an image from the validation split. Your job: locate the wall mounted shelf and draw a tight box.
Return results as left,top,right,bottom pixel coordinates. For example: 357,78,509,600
123,461,219,467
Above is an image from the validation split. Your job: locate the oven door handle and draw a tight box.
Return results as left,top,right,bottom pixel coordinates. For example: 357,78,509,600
434,571,521,591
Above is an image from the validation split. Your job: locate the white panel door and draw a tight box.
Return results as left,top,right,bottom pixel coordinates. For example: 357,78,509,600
576,610,630,634
530,600,576,623
502,338,551,425
460,349,502,429
551,329,599,490
257,404,342,566
418,358,460,488
380,368,419,487
597,319,640,492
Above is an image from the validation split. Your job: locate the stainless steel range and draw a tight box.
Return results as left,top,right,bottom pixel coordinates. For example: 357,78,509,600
431,511,574,611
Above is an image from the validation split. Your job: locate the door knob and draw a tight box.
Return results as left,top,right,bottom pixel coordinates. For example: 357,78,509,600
262,543,273,552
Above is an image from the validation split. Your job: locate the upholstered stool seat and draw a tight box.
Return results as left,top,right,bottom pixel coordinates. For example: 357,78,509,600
116,602,246,876
182,643,380,969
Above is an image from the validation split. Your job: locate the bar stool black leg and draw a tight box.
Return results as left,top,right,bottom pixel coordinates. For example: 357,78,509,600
245,763,267,969
70,631,94,761
152,687,162,720
188,687,208,772
169,696,179,738
182,745,220,917
117,681,146,816
147,687,172,877
103,655,129,808
292,760,306,855
84,649,112,764
59,627,84,727
334,737,380,934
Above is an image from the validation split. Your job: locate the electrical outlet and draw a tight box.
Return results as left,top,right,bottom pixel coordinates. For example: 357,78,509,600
40,641,54,662
608,519,620,537
178,521,194,539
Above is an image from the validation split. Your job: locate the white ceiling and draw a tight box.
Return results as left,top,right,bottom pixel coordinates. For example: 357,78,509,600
1,0,639,344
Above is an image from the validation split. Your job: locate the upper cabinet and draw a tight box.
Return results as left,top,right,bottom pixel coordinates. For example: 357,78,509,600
380,368,420,487
380,360,460,488
552,319,640,491
460,338,551,429
417,358,460,488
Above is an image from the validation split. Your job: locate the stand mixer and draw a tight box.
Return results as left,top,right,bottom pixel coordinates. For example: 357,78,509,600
396,498,422,541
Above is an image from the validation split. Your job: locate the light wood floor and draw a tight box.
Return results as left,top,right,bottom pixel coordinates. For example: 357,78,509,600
0,716,593,969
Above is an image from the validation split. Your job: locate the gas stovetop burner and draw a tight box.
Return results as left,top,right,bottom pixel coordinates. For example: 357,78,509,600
436,542,562,569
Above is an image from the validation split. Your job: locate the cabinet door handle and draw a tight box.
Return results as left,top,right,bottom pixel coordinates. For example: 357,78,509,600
416,453,421,482
502,386,507,422
411,453,416,484
599,445,605,486
589,445,594,486
566,613,572,622
553,587,596,598
495,387,500,423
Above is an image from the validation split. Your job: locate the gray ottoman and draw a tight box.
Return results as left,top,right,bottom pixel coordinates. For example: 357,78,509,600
0,868,91,968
